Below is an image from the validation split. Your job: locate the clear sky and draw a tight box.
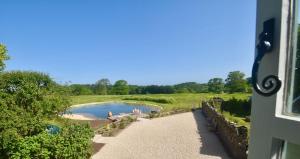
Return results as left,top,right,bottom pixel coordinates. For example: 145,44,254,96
0,0,256,85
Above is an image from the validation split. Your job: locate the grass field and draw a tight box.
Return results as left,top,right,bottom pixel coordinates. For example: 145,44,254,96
70,93,251,111
70,93,252,128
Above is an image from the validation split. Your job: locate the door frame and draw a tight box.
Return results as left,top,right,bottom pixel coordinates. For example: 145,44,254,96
248,0,300,158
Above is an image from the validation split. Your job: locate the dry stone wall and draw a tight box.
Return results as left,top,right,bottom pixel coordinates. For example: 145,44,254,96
202,101,248,159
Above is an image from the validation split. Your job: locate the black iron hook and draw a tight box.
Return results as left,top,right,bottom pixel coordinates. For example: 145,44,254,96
252,18,282,96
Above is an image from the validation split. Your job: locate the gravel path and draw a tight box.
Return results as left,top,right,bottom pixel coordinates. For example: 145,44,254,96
92,110,230,159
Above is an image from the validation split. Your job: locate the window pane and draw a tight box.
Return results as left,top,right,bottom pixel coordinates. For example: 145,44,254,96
282,142,300,159
286,0,300,115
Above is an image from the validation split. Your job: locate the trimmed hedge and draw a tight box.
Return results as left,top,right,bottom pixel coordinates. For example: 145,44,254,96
220,97,251,117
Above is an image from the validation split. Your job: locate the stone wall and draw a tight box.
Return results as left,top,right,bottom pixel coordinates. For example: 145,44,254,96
202,101,248,159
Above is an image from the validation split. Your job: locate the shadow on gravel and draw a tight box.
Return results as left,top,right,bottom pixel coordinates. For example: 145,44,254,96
192,109,231,159
92,142,105,155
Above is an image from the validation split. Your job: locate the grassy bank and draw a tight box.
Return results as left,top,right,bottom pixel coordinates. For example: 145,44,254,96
70,93,251,111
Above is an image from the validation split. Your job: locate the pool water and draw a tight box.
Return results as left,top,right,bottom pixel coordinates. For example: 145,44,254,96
68,103,156,119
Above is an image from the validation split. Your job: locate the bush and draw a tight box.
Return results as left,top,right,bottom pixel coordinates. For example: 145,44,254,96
123,96,175,104
0,71,94,158
111,123,117,128
70,84,94,95
0,71,70,116
126,116,136,122
8,124,94,159
220,98,251,117
119,122,126,129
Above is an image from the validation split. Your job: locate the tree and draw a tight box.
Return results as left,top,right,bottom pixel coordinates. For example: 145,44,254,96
176,87,190,93
225,71,248,93
0,44,10,71
245,77,253,93
70,84,93,95
128,85,144,94
208,78,224,93
112,80,129,95
94,79,111,95
141,85,175,94
174,82,208,93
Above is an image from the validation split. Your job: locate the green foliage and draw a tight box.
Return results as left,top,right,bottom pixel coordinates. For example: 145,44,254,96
94,78,111,95
67,70,251,95
129,85,176,94
71,93,251,112
8,124,94,159
142,85,175,94
70,84,94,95
208,97,251,129
96,116,137,136
225,71,248,93
123,96,175,104
174,82,208,93
175,87,190,93
128,85,143,94
0,71,93,158
0,44,9,72
220,111,250,128
220,98,251,117
127,116,136,122
111,123,117,128
208,78,224,93
118,121,126,129
112,80,129,95
0,71,70,115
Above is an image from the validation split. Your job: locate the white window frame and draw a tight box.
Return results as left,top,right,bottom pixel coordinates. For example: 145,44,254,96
248,0,300,158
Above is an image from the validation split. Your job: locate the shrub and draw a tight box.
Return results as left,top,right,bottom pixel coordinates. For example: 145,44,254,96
123,96,175,104
8,124,94,159
220,97,251,117
0,71,94,158
126,116,137,122
149,111,160,118
111,123,117,128
0,71,70,116
119,122,126,129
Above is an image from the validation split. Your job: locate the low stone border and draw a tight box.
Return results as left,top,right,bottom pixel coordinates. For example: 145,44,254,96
95,116,138,136
202,101,248,159
147,108,196,119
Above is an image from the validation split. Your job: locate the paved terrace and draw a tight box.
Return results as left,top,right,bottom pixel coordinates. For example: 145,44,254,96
92,110,230,159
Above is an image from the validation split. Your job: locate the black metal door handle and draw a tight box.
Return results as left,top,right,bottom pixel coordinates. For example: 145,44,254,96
252,18,282,96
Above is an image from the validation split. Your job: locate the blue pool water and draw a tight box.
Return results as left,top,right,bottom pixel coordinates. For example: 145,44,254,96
68,103,156,119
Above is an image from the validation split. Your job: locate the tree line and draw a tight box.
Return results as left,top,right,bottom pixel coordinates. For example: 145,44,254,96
69,71,252,96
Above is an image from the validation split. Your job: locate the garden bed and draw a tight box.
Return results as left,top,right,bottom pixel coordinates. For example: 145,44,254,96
96,116,138,136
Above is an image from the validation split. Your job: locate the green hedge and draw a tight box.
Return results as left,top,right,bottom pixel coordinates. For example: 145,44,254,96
123,96,175,104
220,97,251,117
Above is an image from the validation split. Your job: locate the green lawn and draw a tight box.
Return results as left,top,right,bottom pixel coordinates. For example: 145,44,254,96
70,93,251,111
70,93,252,128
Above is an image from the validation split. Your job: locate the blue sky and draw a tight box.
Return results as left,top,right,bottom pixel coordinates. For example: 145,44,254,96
0,0,256,85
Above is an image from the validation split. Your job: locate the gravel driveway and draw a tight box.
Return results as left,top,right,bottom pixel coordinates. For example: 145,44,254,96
92,110,230,159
